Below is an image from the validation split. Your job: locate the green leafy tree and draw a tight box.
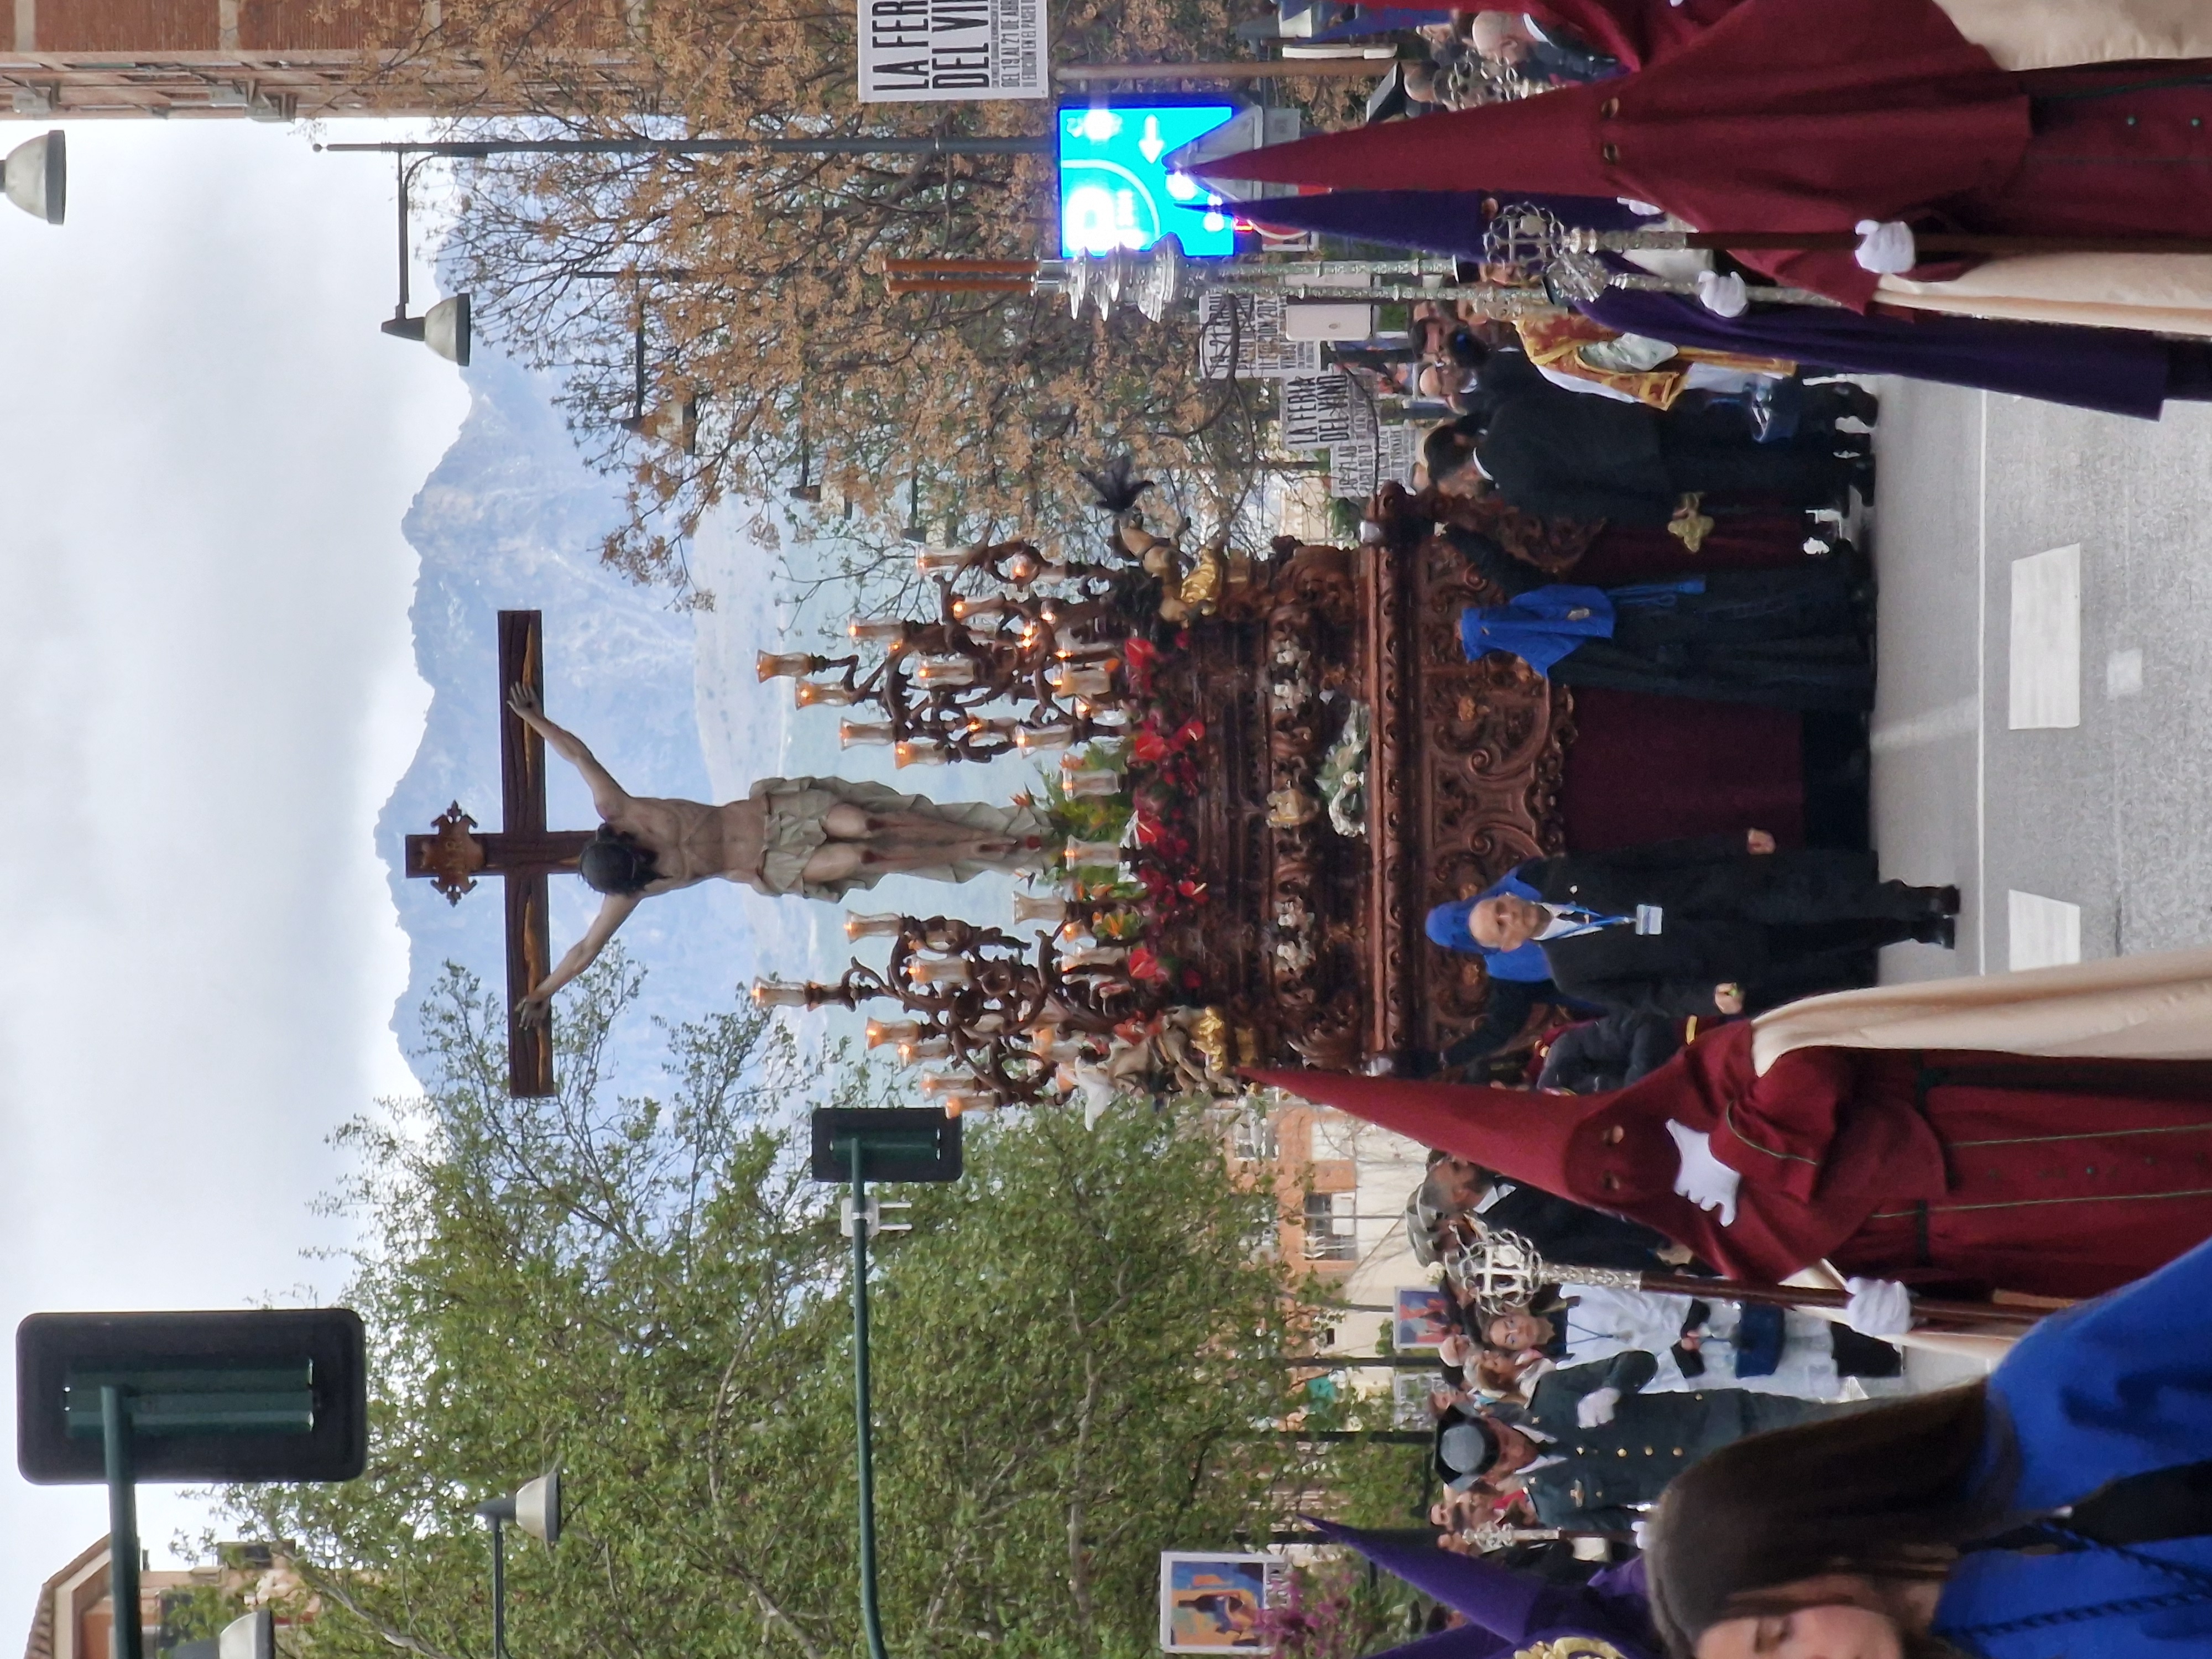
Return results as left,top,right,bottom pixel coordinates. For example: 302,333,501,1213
221,952,1405,1659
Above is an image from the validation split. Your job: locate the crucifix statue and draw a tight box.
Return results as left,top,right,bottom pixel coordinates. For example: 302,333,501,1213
406,611,1056,1097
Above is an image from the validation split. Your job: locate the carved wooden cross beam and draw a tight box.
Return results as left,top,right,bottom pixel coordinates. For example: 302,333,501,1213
402,611,593,1097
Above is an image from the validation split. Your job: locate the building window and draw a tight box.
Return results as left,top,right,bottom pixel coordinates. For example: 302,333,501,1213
1303,1191,1357,1261
1232,1109,1277,1163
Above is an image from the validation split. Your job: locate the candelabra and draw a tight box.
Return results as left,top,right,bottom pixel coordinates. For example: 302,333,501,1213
757,538,1156,766
750,912,1140,1108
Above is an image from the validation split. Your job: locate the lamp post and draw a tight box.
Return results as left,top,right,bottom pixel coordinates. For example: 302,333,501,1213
3,130,64,224
473,1472,562,1659
380,153,472,365
321,135,1054,162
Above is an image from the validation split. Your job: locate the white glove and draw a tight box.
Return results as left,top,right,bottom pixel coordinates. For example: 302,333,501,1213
1577,1386,1622,1428
1665,1119,1741,1227
1631,1519,1651,1550
1844,1276,1914,1338
1854,219,1918,275
1618,198,1665,217
1695,270,1749,318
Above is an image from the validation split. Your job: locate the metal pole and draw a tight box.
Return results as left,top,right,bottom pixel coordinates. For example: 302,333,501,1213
851,1142,891,1659
102,1386,142,1659
1056,59,1392,82
489,1516,508,1659
321,137,1053,159
393,154,410,315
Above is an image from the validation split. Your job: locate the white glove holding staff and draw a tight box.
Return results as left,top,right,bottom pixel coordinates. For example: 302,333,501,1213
1854,219,1918,274
1695,270,1750,317
1844,1276,1914,1337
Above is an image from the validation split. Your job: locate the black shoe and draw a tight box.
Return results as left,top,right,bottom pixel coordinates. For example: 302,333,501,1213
1911,915,1958,949
1934,884,1961,916
1849,454,1876,499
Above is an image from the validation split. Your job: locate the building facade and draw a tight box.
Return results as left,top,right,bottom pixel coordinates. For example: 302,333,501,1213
24,1539,306,1659
2,2,645,120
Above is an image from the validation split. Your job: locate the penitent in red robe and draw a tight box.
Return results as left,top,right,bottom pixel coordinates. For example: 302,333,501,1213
1191,0,2212,310
1252,1021,2212,1298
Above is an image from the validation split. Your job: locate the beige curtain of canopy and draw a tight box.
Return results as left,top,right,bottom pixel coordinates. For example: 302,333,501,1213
1750,946,2212,1075
1936,0,2212,70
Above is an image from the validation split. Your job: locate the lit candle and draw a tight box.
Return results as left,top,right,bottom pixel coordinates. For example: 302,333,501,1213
915,546,977,575
1061,765,1122,799
1010,893,1068,926
1046,664,1114,698
864,1017,925,1048
750,979,815,1009
895,738,950,767
1004,550,1042,585
794,680,859,707
848,618,909,645
841,721,896,747
912,656,977,688
1013,724,1074,751
1063,838,1123,869
906,956,973,986
936,1088,995,1118
951,595,1010,622
967,717,1021,738
897,1035,953,1064
1060,944,1129,971
757,651,818,681
845,911,909,941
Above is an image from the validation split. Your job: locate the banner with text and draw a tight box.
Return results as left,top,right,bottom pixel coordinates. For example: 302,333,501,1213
1279,369,1360,450
1199,293,1323,381
857,0,1048,102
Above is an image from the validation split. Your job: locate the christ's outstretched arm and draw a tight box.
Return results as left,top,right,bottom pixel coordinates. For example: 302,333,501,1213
508,683,633,821
517,891,644,1024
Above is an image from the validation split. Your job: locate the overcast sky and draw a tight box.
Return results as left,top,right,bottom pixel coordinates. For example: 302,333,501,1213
0,117,469,1612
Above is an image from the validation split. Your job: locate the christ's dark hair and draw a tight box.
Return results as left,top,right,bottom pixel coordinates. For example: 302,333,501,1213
578,824,659,895
1646,1384,2010,1657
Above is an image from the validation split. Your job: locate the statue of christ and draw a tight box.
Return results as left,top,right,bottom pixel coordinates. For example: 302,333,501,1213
505,685,1052,1019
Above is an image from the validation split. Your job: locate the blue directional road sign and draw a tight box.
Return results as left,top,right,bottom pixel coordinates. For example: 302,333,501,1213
1055,100,1238,259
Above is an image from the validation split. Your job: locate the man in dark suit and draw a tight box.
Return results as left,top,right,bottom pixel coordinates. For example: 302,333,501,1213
1442,351,1863,526
1434,1357,1855,1532
1411,1149,1692,1274
1537,1011,1686,1093
1427,832,1958,1018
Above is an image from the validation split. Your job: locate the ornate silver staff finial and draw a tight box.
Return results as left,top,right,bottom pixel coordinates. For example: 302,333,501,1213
1442,1221,1646,1314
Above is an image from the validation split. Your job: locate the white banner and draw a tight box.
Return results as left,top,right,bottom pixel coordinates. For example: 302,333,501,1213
1279,369,1360,450
857,0,1048,102
1199,293,1323,381
1328,421,1417,499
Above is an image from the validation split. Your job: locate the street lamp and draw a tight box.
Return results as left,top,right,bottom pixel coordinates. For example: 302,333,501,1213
3,130,64,224
381,154,472,366
473,1471,562,1659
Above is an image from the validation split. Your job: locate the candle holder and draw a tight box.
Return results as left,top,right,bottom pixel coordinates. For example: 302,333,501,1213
864,1017,925,1048
1014,724,1076,752
897,1035,954,1064
1010,893,1068,926
1060,943,1130,971
795,680,860,707
1061,765,1123,799
912,657,978,688
841,721,897,747
846,911,908,941
848,618,909,645
757,651,820,681
750,979,817,1009
906,956,974,986
895,739,951,767
950,596,1010,622
1063,837,1123,869
915,547,979,575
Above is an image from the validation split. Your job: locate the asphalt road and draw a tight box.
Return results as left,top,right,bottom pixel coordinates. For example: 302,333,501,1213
1867,380,2212,983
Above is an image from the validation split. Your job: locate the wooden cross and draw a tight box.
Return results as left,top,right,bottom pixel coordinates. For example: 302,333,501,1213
403,611,593,1097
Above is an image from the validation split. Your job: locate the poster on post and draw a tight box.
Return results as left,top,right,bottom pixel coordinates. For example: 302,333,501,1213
857,0,1048,102
1199,293,1323,381
1159,1552,1289,1652
1278,369,1359,450
1328,421,1416,499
